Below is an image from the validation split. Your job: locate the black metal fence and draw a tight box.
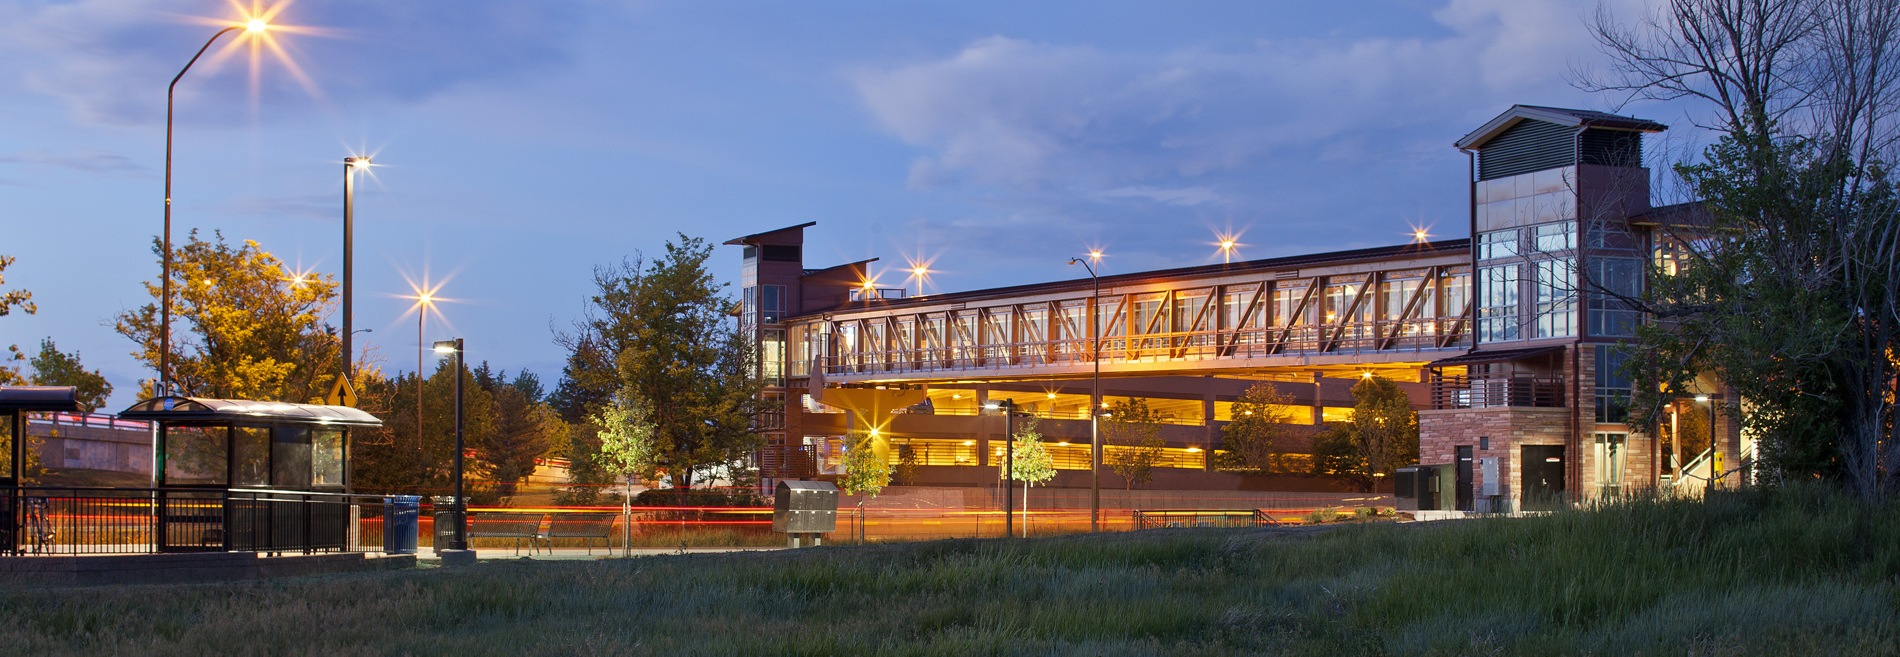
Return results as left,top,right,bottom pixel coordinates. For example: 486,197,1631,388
1131,508,1278,530
4,487,392,556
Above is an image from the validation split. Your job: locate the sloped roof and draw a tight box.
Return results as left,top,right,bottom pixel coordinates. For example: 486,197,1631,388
724,221,817,246
119,396,382,427
1457,105,1667,150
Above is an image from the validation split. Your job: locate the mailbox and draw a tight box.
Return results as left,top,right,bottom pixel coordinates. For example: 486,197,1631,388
773,480,839,547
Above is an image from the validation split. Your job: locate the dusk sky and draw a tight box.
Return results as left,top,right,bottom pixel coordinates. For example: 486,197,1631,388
2,0,1703,410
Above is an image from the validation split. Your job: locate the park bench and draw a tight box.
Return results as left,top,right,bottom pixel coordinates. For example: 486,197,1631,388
546,513,618,554
469,512,547,555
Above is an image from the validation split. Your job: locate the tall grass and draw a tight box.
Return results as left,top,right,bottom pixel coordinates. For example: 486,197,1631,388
0,486,1893,655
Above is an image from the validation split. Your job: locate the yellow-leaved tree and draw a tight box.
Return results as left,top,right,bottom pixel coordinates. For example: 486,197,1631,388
115,230,348,402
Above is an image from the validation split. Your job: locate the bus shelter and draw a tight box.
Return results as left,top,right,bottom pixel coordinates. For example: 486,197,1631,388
2,386,81,553
115,396,384,553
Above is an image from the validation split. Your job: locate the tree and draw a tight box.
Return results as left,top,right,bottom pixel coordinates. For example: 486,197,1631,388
1313,376,1419,492
0,255,35,385
1003,418,1056,537
568,235,761,490
114,230,345,402
28,339,113,412
837,431,891,542
1585,0,1900,498
1221,382,1299,473
350,363,496,496
1103,398,1166,490
476,382,564,503
593,393,657,556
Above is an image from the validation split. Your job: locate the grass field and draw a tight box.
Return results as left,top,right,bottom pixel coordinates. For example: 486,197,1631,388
1,488,1895,656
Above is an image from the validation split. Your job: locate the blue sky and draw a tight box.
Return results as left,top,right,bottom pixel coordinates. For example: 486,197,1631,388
1,0,1696,410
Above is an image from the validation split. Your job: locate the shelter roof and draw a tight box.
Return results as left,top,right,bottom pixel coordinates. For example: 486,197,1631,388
119,396,382,427
0,386,80,413
1456,105,1667,150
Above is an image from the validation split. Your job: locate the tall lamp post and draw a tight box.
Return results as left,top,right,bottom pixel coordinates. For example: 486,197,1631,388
341,156,371,380
161,19,270,393
1068,253,1103,532
983,398,1017,538
433,338,474,564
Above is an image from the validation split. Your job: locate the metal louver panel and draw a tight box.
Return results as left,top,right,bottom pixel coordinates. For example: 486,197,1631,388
1477,120,1574,180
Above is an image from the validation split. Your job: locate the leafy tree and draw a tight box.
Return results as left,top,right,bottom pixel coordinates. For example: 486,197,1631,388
477,382,564,503
0,255,35,385
1103,398,1166,490
1312,376,1419,492
1221,382,1299,473
1586,0,1900,497
893,443,920,485
350,362,496,496
114,230,345,402
28,339,113,412
566,235,761,490
838,431,891,542
1003,418,1056,537
592,393,657,556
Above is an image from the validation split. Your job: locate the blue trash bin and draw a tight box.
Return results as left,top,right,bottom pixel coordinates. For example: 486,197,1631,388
383,495,421,554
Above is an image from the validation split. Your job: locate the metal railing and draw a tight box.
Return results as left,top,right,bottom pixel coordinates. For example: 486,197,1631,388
1131,508,1278,530
4,487,392,556
819,319,1471,378
1429,373,1565,409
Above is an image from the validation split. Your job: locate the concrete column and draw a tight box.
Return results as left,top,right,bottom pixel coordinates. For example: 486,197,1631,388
1311,372,1325,425
1202,381,1216,470
975,387,990,467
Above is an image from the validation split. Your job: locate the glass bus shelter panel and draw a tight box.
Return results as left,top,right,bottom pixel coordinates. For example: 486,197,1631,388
164,425,229,486
273,425,313,489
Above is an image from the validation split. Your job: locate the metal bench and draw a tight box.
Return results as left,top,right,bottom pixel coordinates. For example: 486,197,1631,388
469,512,547,555
545,513,618,554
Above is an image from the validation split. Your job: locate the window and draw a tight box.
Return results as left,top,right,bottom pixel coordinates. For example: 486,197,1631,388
1595,345,1632,423
1479,229,1519,260
164,425,228,486
1533,220,1577,252
312,429,344,487
233,426,270,486
1594,432,1627,496
1589,257,1642,337
1533,258,1576,338
761,328,786,386
760,285,786,323
1479,264,1519,342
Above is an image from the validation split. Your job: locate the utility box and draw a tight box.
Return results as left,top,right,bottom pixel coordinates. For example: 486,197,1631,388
773,480,839,547
1396,464,1457,512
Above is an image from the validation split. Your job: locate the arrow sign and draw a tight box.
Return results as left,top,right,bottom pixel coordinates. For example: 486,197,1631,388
326,374,359,408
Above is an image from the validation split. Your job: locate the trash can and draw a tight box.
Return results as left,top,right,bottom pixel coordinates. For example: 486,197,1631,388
431,496,463,554
383,495,420,555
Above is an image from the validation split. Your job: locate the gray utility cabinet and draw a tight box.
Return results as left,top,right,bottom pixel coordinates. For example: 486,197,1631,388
773,480,839,547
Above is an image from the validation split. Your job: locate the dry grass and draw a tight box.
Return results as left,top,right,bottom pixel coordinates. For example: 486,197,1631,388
0,487,1894,656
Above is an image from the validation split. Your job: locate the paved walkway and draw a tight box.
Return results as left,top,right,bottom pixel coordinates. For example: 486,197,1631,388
414,546,786,561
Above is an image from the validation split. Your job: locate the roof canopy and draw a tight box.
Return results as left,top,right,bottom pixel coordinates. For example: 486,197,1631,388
1457,105,1667,150
119,396,382,427
0,386,81,413
1427,345,1566,368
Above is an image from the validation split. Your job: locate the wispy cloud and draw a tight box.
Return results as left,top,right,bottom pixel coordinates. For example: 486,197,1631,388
0,0,592,125
0,149,144,174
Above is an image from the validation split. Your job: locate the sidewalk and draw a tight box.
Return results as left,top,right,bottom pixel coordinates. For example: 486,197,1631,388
414,546,786,561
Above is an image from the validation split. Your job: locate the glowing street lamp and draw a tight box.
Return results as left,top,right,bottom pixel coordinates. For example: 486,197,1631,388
159,15,273,394
1067,254,1103,532
341,156,372,380
909,263,931,297
433,338,474,563
982,398,1019,538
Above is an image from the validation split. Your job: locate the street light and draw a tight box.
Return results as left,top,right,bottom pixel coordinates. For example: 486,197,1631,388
341,156,372,381
433,338,474,564
1067,254,1103,532
160,17,271,394
983,398,1018,538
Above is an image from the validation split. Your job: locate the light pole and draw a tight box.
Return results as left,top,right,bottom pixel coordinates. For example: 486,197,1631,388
434,338,472,563
413,291,434,450
161,19,269,394
1068,253,1103,532
341,156,371,381
984,398,1017,538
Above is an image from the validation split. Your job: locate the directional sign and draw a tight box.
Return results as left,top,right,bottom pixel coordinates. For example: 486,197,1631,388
326,374,359,408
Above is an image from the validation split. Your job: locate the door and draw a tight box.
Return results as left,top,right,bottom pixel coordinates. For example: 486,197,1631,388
1521,445,1566,511
1455,446,1474,511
